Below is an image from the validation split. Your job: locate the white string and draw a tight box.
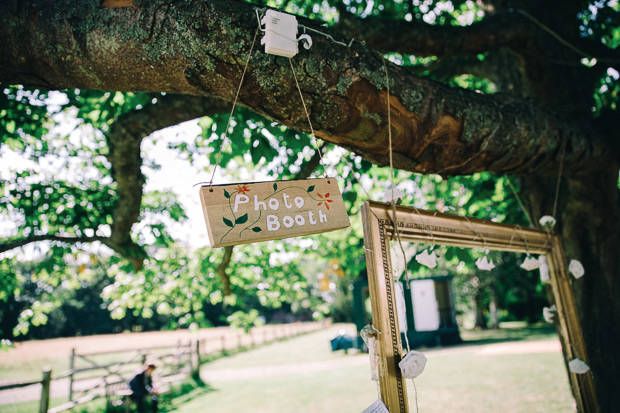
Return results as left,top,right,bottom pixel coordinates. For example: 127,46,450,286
299,24,355,48
383,56,419,413
208,26,260,187
505,177,535,228
254,7,355,48
288,58,330,178
552,137,567,220
383,59,411,287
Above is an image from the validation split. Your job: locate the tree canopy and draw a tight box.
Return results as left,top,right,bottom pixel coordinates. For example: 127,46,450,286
1,0,619,409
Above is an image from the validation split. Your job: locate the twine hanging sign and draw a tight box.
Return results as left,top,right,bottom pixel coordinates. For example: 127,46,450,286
200,178,350,247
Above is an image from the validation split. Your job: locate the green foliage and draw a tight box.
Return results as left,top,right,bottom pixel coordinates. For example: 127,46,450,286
578,1,620,49
593,67,620,113
227,309,264,332
0,86,50,151
2,0,594,338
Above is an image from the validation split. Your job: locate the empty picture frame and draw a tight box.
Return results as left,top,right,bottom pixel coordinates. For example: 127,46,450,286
361,200,597,412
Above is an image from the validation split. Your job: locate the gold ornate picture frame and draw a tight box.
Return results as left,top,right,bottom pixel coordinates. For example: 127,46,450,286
361,200,597,412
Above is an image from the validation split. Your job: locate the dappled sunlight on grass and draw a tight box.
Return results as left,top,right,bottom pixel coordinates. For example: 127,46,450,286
176,324,573,412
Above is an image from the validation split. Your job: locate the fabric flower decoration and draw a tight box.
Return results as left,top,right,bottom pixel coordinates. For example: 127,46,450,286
383,188,404,203
568,358,590,374
399,350,427,379
476,256,495,271
569,259,585,279
521,256,541,271
543,305,557,323
235,184,250,195
415,250,437,269
539,215,556,229
317,192,333,210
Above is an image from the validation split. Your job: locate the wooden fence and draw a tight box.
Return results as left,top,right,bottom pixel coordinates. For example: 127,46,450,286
0,320,330,412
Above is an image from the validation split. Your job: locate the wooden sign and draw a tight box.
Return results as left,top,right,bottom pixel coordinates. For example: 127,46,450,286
199,178,350,247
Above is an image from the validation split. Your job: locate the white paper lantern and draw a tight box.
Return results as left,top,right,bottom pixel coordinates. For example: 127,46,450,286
539,215,556,229
415,250,437,269
569,259,585,279
543,305,557,323
539,255,550,283
476,256,495,271
568,358,590,374
521,256,541,271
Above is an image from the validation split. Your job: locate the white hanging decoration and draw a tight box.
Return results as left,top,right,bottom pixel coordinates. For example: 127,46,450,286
568,358,590,374
260,10,313,58
382,187,405,203
476,256,495,271
416,249,437,269
539,215,556,229
543,305,557,323
360,325,380,381
569,259,585,279
539,255,550,283
521,255,541,271
399,350,427,379
395,282,408,333
367,336,380,381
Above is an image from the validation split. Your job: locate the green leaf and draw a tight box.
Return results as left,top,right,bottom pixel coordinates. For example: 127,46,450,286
235,214,248,225
223,217,233,227
223,189,230,199
307,185,315,193
251,227,262,232
273,183,278,191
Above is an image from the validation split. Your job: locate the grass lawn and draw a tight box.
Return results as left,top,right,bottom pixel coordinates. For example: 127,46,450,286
176,324,575,413
1,324,575,412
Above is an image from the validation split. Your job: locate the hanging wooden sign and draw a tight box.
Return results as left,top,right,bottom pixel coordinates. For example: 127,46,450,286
199,178,350,247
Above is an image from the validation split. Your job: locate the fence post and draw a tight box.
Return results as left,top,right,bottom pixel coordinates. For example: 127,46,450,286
220,335,226,352
186,341,194,377
237,334,242,349
39,367,52,413
192,340,200,380
68,348,75,402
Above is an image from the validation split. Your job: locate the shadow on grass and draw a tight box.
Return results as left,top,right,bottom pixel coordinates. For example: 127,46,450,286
457,323,558,347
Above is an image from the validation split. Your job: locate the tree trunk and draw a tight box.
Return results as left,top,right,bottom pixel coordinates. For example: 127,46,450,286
488,285,499,330
1,0,619,408
474,289,487,330
523,164,620,412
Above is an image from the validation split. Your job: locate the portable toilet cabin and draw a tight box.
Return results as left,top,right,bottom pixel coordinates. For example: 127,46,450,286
353,275,460,348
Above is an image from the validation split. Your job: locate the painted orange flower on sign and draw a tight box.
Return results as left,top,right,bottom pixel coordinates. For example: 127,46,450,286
235,184,250,195
317,192,333,210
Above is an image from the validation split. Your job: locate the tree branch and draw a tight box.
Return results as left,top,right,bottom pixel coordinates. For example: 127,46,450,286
335,8,533,57
0,0,609,176
0,94,229,263
0,234,107,254
420,49,530,97
217,245,234,296
105,94,229,269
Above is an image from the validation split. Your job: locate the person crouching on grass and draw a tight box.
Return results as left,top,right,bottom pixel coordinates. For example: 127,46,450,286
128,361,159,413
